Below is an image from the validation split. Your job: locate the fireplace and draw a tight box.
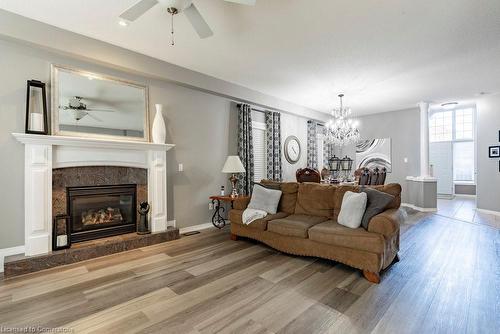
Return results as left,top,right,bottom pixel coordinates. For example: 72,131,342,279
68,184,137,243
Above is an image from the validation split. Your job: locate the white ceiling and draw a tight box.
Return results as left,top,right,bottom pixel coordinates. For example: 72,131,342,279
1,0,500,116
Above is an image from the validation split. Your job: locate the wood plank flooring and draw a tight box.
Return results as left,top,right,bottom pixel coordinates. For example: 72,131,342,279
437,197,500,228
0,212,498,333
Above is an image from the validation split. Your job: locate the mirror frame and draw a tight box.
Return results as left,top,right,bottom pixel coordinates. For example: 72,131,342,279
51,64,150,142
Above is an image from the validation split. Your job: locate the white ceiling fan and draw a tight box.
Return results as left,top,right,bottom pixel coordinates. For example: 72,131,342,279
119,0,256,44
59,96,116,122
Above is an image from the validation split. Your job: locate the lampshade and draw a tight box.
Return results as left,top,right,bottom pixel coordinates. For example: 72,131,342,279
222,156,246,173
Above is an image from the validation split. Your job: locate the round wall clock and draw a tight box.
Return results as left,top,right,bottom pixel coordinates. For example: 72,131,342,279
284,135,301,164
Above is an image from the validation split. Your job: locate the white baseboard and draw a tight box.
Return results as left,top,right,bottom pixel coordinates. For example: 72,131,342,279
476,208,500,217
167,220,176,229
437,194,455,200
0,245,25,273
454,194,477,199
401,203,438,212
180,222,217,234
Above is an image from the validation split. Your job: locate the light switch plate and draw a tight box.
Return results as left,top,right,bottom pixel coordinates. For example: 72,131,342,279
178,163,183,172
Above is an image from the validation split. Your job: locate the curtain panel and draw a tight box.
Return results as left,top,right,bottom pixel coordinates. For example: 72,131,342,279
265,111,282,181
307,120,319,169
322,126,334,168
237,104,254,195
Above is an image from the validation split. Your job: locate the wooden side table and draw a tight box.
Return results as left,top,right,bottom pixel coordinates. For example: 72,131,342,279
209,195,250,229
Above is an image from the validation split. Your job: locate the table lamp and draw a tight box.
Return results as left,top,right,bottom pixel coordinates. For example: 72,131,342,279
222,155,246,198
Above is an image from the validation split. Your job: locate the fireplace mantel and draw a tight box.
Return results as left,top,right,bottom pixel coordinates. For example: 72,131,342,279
12,133,174,151
12,133,175,256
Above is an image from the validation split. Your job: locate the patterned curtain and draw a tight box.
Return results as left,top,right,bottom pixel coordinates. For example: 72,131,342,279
265,111,282,181
307,120,318,169
237,104,254,195
322,126,334,168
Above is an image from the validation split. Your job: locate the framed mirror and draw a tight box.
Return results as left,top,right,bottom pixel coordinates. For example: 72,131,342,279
51,65,150,141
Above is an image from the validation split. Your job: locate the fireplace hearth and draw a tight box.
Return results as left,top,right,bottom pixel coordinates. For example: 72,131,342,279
68,184,137,243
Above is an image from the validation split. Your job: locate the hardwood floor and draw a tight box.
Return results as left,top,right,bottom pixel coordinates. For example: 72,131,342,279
0,212,498,333
437,196,500,228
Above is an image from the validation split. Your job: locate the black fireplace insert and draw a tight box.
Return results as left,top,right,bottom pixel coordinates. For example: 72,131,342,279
67,184,137,243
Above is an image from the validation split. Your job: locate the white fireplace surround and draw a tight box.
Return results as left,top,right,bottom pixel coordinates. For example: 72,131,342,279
12,133,175,256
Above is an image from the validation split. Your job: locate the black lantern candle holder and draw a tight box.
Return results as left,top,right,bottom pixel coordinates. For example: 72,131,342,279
340,156,354,181
52,215,71,251
25,80,48,135
328,155,342,181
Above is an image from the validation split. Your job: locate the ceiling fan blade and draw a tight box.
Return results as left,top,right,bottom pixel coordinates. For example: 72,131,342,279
86,113,103,122
86,108,116,113
224,0,256,5
119,0,158,22
184,3,213,39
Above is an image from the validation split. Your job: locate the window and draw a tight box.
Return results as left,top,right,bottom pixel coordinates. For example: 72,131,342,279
252,121,266,183
429,110,453,142
453,141,474,182
429,107,476,182
455,108,474,140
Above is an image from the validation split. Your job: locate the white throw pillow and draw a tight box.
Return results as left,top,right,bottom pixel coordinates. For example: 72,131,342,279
337,191,368,229
247,184,282,214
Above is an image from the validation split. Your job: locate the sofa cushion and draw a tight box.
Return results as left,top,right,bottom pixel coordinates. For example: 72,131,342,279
294,183,336,218
229,210,289,231
370,184,402,209
332,184,402,221
333,185,359,221
360,187,395,229
248,184,282,214
261,180,299,214
337,191,368,229
267,214,328,238
308,220,385,253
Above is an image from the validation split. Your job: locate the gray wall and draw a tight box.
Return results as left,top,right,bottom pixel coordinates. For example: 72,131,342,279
252,111,309,182
0,36,319,249
476,94,500,212
336,107,421,203
0,39,236,247
0,9,328,123
281,113,308,181
455,184,476,196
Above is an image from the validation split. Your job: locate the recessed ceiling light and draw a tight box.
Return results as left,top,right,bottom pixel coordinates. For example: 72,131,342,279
118,19,129,27
441,102,458,110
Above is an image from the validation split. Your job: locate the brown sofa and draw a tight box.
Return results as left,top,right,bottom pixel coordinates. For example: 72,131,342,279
229,181,404,283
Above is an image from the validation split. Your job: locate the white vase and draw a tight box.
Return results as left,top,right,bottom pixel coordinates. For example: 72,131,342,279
152,104,166,144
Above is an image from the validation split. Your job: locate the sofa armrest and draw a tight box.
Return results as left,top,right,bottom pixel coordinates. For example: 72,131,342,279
233,197,251,210
367,208,404,238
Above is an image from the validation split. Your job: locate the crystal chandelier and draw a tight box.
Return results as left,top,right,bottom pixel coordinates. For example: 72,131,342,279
325,94,360,146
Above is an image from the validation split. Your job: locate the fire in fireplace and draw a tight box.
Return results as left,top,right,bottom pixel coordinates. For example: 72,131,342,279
67,184,137,242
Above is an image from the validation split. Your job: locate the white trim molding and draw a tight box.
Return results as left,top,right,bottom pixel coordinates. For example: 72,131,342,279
12,133,175,256
179,222,217,234
0,246,25,273
406,176,438,183
476,208,500,217
401,203,438,212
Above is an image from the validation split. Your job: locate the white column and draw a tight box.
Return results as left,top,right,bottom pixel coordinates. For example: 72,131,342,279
418,101,430,177
24,144,53,256
148,150,168,232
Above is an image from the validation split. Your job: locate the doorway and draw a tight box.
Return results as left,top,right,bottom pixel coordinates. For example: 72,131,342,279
429,105,476,200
